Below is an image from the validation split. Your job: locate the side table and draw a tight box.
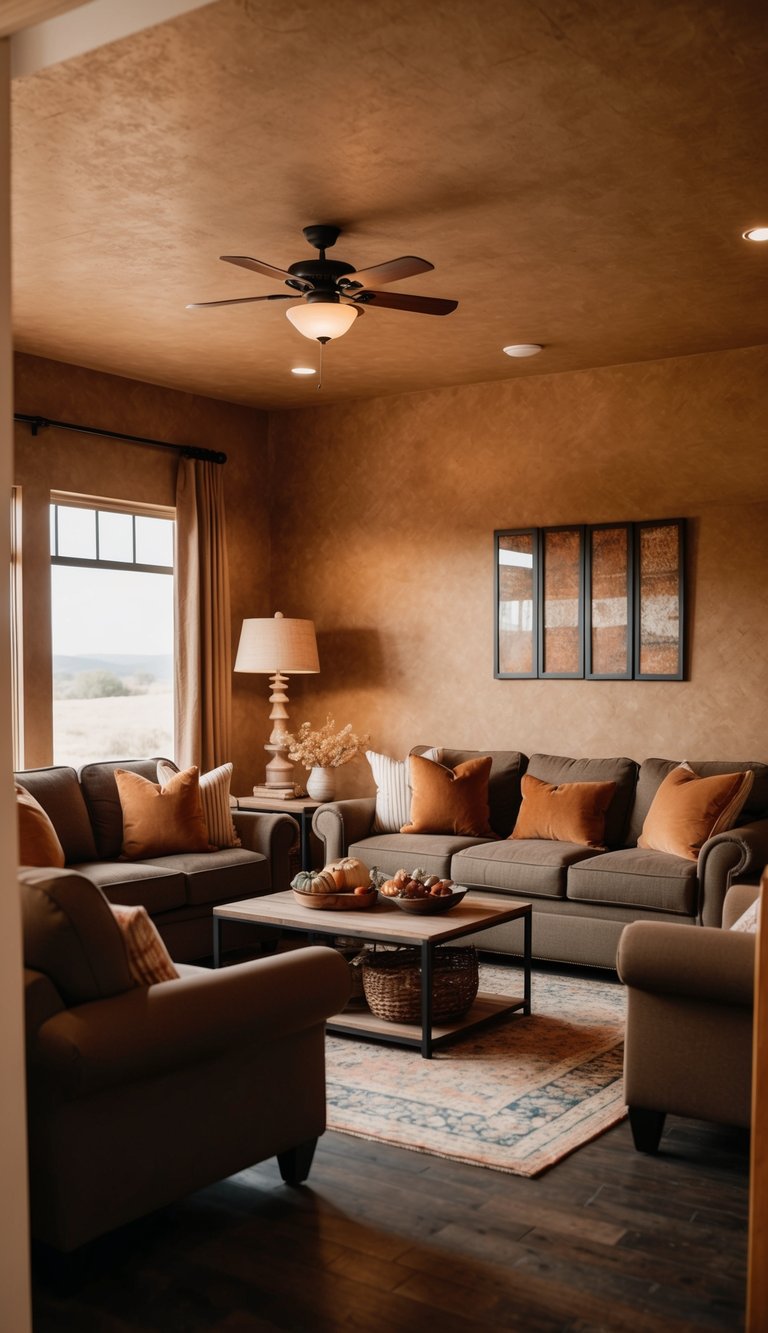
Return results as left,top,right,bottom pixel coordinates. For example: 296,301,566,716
234,795,322,871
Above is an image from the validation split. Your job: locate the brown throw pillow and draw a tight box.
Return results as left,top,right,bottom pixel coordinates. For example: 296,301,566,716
638,762,754,861
401,754,493,836
16,783,66,867
510,773,617,849
115,766,212,860
110,904,180,985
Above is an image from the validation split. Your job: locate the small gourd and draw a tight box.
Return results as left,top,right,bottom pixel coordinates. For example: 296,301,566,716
324,856,370,889
291,869,337,895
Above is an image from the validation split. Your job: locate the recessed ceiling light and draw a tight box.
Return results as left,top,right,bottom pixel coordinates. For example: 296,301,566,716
503,344,543,358
742,227,768,242
291,366,316,376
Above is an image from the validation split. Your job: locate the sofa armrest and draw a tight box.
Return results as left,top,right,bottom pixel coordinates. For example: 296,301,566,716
24,968,66,1039
312,798,377,863
30,945,350,1099
697,819,768,926
617,921,754,1007
232,810,298,890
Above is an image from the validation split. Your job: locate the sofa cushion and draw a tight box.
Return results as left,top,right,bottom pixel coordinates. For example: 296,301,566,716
627,758,768,845
349,832,490,880
419,747,528,838
402,754,493,836
511,773,617,849
526,754,638,848
14,766,98,863
79,758,175,859
20,867,134,1005
638,764,754,860
566,847,698,915
110,905,180,984
157,759,241,849
68,861,188,913
16,783,66,867
451,838,597,899
139,848,269,907
115,766,212,859
366,747,438,833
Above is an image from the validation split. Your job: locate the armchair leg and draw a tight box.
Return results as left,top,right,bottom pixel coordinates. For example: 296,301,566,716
277,1137,318,1185
628,1107,666,1154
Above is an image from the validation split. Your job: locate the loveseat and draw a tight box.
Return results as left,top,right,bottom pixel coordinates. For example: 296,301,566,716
313,748,768,969
16,759,298,961
22,866,350,1251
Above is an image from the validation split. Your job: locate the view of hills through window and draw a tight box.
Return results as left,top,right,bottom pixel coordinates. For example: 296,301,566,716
50,502,174,767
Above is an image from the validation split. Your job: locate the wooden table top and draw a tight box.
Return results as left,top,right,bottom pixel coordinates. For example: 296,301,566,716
213,889,531,945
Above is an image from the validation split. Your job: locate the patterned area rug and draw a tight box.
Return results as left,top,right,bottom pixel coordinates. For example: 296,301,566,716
325,966,627,1177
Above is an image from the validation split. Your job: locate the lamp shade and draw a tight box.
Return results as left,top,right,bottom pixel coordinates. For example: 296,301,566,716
286,301,359,342
234,612,320,674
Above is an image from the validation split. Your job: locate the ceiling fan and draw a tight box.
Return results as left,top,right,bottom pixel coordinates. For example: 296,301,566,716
187,224,458,343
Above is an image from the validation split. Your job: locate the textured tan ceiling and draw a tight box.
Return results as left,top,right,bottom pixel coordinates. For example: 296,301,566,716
11,0,768,410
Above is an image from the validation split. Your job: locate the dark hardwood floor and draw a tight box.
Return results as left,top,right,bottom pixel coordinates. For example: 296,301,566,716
32,1113,748,1332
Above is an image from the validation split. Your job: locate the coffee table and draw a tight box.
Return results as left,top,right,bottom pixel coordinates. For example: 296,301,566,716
213,890,532,1058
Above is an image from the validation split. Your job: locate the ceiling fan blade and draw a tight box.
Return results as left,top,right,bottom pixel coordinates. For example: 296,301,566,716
186,294,295,309
341,256,434,290
220,255,314,289
352,290,458,316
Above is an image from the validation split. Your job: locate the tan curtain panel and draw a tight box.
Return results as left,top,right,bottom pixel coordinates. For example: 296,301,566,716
174,458,232,771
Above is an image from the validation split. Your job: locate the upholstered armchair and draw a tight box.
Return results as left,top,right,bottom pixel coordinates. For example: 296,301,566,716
21,866,350,1252
617,884,756,1152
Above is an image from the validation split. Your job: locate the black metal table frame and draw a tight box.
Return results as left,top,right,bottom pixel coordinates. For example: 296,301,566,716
213,904,532,1059
235,799,316,871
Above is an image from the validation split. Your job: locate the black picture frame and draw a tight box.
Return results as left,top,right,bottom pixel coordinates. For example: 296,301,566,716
494,528,539,678
633,518,686,681
586,523,633,680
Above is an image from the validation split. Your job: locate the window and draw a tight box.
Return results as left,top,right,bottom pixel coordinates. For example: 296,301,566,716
50,497,175,767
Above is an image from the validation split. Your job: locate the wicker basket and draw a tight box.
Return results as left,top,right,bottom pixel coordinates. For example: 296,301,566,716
362,946,479,1024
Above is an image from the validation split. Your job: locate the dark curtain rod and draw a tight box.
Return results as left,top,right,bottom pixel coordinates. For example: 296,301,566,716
13,413,227,465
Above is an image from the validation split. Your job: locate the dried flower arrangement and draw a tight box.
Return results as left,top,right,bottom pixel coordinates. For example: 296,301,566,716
284,716,370,769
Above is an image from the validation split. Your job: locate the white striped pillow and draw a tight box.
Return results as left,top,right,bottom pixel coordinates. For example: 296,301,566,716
157,761,241,849
366,749,438,833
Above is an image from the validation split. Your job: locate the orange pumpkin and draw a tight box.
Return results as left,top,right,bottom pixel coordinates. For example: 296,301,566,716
324,856,370,889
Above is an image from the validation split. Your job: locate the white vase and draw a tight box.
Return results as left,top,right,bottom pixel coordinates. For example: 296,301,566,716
306,766,336,802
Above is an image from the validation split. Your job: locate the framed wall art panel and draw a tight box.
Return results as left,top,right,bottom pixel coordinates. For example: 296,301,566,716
633,519,686,680
539,525,584,678
494,529,538,678
586,523,633,679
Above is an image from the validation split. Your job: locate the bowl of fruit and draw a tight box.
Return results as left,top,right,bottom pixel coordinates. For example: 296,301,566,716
373,867,467,914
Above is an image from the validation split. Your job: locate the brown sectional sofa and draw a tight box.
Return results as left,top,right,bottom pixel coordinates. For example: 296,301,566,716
16,758,298,961
313,748,768,969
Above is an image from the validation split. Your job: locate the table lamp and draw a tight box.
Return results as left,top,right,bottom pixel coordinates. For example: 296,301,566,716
234,612,320,793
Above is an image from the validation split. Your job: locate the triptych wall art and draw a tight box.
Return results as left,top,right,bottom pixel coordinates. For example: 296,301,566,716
494,519,685,681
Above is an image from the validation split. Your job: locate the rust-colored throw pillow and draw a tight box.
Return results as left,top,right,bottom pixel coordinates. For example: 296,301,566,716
638,762,754,861
110,904,180,985
510,773,617,849
16,783,66,867
401,754,493,836
115,766,212,860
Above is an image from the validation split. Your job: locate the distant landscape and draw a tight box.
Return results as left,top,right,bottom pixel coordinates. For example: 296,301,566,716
53,654,174,766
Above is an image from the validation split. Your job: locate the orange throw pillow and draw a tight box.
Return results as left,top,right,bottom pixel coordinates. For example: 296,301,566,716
638,763,754,861
401,754,493,836
110,905,179,985
510,773,617,849
16,783,66,867
115,766,212,860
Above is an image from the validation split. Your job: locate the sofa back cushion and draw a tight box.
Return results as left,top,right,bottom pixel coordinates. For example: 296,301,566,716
628,758,768,846
79,758,177,859
14,766,98,863
414,747,528,838
20,867,134,1005
526,754,638,848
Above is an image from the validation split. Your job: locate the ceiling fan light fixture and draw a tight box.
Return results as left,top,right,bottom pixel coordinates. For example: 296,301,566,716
742,226,768,242
503,343,543,358
286,299,359,343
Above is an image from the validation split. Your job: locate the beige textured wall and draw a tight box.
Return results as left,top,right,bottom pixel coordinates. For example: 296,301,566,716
269,345,768,795
13,354,271,789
